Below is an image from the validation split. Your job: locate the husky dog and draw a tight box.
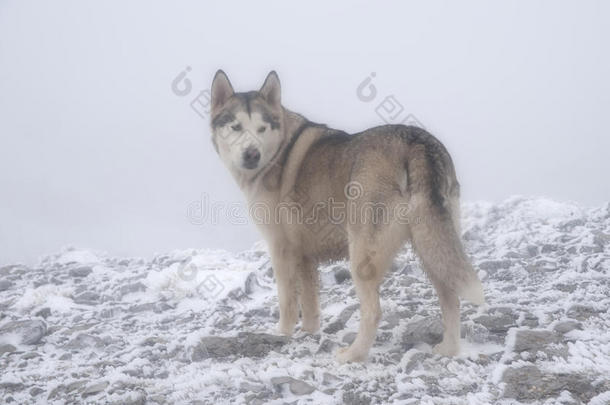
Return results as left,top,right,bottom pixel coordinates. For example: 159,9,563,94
208,70,485,363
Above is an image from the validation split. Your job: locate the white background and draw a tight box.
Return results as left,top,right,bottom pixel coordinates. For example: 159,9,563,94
1,0,608,264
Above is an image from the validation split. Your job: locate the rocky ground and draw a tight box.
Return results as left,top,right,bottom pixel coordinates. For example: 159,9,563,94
0,197,609,404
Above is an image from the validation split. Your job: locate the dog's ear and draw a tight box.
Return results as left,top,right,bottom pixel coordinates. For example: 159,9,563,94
211,70,234,111
259,71,281,109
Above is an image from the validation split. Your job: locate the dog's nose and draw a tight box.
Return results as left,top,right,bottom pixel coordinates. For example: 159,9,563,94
242,147,261,169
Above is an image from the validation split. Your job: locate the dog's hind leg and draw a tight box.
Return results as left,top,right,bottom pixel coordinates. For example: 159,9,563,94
409,195,485,356
430,278,461,356
336,220,406,363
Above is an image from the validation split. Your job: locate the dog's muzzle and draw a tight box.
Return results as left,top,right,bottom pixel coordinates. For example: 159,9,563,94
242,146,261,169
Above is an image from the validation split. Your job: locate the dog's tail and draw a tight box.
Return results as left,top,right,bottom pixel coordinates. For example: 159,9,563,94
408,197,485,305
403,131,485,305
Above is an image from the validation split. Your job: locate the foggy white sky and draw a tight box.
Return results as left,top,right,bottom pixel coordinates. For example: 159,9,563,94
1,0,608,265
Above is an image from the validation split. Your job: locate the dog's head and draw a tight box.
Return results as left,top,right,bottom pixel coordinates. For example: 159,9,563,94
209,70,284,176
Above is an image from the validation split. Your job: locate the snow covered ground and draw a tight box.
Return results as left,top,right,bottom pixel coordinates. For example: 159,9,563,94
0,197,609,404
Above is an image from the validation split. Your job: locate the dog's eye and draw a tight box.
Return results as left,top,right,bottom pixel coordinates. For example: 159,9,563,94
231,124,242,132
257,126,266,134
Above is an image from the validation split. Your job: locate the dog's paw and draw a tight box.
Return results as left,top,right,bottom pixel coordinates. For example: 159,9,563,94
301,318,320,334
432,340,459,357
335,345,368,364
276,322,295,337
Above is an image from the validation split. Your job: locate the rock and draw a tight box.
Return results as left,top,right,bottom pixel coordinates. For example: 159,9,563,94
478,260,511,271
0,320,47,345
0,343,16,356
322,372,342,386
244,307,271,319
29,387,44,396
504,251,524,259
502,366,593,402
475,352,503,366
124,368,144,378
119,282,147,296
73,291,100,305
461,323,489,344
109,392,146,405
244,272,261,295
0,280,14,292
34,307,51,318
316,338,337,354
148,395,167,404
270,376,292,387
554,320,582,334
334,267,351,284
63,333,104,350
0,265,15,276
380,311,404,330
541,244,558,253
47,385,62,400
343,388,372,405
521,312,539,328
192,332,288,360
33,279,50,288
239,381,266,393
21,351,39,360
141,336,166,346
129,302,171,313
554,283,577,293
402,351,431,374
69,266,92,278
513,329,560,353
559,218,585,230
100,308,120,319
342,332,357,344
50,276,63,285
0,382,25,392
323,304,358,334
270,377,315,395
82,381,109,397
66,380,87,392
525,245,538,257
567,304,599,320
401,317,443,349
289,379,315,395
473,312,517,334
244,395,270,405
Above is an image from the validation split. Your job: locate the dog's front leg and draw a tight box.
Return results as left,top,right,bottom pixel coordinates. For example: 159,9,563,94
270,249,299,336
296,256,320,334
